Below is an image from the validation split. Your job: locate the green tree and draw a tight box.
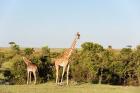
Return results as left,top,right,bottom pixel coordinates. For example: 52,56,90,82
9,42,20,55
118,48,135,85
1,55,26,84
36,46,53,83
0,52,5,67
41,46,50,56
71,42,104,83
24,48,34,55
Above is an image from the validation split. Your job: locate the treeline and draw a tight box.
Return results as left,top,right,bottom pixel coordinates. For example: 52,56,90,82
0,42,140,86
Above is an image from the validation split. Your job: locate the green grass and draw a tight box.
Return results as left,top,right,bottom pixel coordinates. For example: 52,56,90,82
0,82,139,93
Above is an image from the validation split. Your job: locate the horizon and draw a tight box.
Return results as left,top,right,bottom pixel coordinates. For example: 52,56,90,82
0,0,140,48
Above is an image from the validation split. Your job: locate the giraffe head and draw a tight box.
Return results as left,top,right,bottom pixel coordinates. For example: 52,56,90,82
22,57,28,65
76,32,80,39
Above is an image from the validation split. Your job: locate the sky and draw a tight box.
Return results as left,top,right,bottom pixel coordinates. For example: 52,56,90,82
0,0,140,48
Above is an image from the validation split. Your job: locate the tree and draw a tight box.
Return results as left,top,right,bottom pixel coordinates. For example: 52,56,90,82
9,42,15,46
71,42,105,83
24,48,34,55
81,42,104,53
118,48,135,85
41,46,50,57
9,42,20,55
1,55,26,84
131,46,140,85
0,52,5,67
36,46,53,82
108,45,112,49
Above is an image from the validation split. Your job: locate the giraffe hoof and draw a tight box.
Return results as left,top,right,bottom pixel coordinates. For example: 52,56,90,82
59,82,64,86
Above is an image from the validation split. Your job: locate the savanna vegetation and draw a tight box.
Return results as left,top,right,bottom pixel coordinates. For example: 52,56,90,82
0,82,140,93
0,41,140,86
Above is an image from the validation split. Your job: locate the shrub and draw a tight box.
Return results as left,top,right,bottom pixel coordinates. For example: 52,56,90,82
1,55,26,84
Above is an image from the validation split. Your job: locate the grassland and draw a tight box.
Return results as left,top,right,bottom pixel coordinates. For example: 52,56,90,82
0,82,139,93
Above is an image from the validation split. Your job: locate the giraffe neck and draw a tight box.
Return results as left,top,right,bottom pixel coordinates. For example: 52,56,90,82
63,48,73,59
24,61,30,66
23,57,31,66
70,37,78,49
62,36,78,59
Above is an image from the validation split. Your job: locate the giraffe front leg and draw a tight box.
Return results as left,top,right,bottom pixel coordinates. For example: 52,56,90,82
66,65,70,85
27,71,29,85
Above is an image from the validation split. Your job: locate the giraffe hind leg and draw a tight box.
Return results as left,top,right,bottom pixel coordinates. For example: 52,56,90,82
55,65,59,85
60,66,66,85
29,72,32,84
33,71,36,84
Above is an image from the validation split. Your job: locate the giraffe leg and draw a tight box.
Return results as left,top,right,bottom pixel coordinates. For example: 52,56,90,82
61,66,66,84
66,65,70,85
33,71,36,84
55,65,59,84
27,71,29,84
29,72,31,84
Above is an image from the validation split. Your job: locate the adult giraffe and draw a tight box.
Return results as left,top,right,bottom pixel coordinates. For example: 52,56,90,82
55,32,80,85
22,57,37,84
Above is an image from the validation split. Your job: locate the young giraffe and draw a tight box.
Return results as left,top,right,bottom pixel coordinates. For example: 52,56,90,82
22,57,37,84
55,32,80,85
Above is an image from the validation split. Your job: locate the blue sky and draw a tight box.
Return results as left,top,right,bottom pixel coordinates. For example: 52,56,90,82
0,0,140,48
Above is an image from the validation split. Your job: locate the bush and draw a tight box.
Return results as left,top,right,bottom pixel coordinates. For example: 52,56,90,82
1,55,26,84
71,50,95,83
23,48,34,55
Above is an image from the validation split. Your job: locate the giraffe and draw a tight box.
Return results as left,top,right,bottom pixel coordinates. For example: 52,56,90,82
55,32,80,85
22,57,37,84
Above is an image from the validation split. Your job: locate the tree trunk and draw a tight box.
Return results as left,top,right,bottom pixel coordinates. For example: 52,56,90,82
99,68,103,84
99,75,102,84
137,73,140,85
